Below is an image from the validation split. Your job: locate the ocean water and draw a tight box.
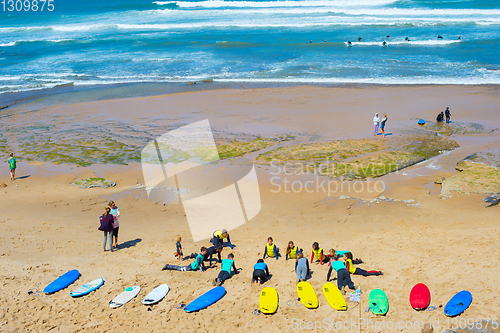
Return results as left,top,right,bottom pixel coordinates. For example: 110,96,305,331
1,0,500,94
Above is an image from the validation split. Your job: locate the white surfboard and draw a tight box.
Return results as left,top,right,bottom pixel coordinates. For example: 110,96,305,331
142,284,170,305
110,286,141,308
70,278,104,297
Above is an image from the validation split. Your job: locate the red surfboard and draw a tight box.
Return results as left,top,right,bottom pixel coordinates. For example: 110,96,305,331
409,283,430,310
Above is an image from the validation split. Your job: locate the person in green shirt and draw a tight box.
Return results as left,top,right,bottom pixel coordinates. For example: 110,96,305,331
212,253,238,286
162,247,207,272
326,255,356,291
8,153,16,181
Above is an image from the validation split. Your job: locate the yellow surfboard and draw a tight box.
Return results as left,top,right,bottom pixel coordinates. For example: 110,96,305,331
297,281,318,309
259,287,278,314
322,282,347,310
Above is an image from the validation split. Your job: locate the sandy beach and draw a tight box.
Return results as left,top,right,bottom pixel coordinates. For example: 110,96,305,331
1,84,500,333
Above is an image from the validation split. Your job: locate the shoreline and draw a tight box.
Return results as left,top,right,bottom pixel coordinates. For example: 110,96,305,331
2,81,500,111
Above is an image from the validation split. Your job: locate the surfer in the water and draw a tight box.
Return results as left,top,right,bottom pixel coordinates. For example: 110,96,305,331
405,36,411,41
437,35,443,39
162,247,207,272
358,36,362,42
347,41,352,46
212,253,238,286
344,252,382,276
252,259,270,285
382,41,387,46
263,237,280,260
386,34,390,38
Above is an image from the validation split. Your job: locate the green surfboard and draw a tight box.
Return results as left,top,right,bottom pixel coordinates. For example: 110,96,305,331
368,289,388,315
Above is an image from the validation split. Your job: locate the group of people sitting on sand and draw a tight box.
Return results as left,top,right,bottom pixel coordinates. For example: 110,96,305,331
160,231,383,292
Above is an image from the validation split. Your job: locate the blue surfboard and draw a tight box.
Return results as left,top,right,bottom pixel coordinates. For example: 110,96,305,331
444,290,472,317
184,286,225,313
43,270,80,294
418,119,425,125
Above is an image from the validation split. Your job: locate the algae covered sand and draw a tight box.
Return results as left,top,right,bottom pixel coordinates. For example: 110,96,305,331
0,117,293,167
440,149,500,198
71,178,117,189
257,131,460,180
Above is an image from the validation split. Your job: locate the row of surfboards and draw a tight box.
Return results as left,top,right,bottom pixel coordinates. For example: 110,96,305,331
41,269,224,312
42,270,472,316
260,281,471,317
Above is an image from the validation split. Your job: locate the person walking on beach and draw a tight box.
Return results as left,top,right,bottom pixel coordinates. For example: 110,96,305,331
380,113,388,138
373,113,380,138
7,153,16,181
445,107,452,123
98,207,114,252
109,201,120,249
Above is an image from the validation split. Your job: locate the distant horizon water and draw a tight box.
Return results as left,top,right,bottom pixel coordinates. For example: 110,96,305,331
1,0,500,94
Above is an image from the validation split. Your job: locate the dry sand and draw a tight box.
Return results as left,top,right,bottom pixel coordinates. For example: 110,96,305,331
1,85,500,333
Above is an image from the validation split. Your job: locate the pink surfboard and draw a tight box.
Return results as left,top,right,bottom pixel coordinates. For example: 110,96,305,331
410,283,430,310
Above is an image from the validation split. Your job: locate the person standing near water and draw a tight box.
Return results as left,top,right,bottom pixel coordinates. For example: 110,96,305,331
380,113,388,138
373,113,380,138
8,153,16,181
445,107,452,123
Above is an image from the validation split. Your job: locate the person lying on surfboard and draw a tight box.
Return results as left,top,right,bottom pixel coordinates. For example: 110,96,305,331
213,253,239,286
253,259,270,285
263,237,280,260
285,241,302,260
162,247,207,272
326,255,356,292
344,252,382,276
311,242,328,265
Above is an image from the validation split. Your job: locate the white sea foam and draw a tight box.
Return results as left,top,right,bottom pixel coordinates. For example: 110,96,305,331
154,0,399,8
0,42,16,47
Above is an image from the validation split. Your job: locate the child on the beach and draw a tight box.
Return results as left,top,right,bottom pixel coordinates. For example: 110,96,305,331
213,253,238,286
344,252,382,276
311,242,328,265
8,153,16,181
252,259,270,285
162,247,207,272
285,241,302,260
326,254,356,292
263,237,279,260
175,236,183,262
